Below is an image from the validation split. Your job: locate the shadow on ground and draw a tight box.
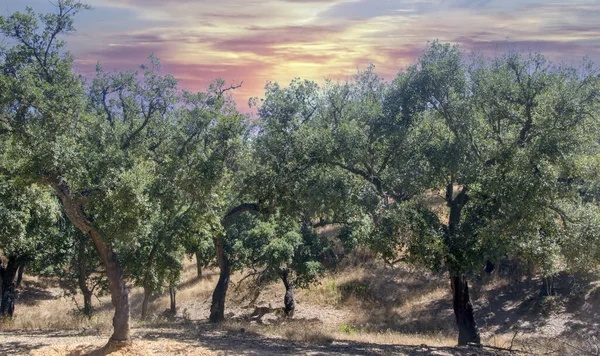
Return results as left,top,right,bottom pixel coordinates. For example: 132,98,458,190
16,280,56,306
0,321,506,356
326,265,600,340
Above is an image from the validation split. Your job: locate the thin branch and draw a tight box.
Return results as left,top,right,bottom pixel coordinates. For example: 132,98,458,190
466,342,527,354
218,82,243,97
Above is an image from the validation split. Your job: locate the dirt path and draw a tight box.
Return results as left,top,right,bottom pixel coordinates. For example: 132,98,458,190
0,323,505,356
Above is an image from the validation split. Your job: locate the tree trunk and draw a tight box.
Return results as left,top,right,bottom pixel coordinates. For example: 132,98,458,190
484,260,494,274
445,185,479,346
281,270,295,318
169,286,177,314
50,177,131,345
540,275,555,296
141,243,159,320
0,258,19,318
208,203,262,323
209,236,230,323
77,235,94,316
451,274,480,346
15,263,25,289
141,287,152,320
195,252,203,279
83,290,93,317
100,239,131,344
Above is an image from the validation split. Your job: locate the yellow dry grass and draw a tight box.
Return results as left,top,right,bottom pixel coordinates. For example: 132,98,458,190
30,340,214,356
0,292,114,332
332,330,455,347
6,251,593,356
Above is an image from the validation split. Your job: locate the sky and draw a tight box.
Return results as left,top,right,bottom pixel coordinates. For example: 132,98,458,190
2,0,600,110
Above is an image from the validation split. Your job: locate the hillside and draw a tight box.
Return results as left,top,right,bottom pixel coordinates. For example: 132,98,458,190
1,253,598,355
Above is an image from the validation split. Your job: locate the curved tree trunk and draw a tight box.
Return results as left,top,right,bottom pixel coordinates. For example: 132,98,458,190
281,270,295,318
451,274,480,346
15,263,25,289
77,234,94,316
0,257,19,318
195,252,203,279
209,236,230,323
208,203,261,323
50,177,131,345
99,236,131,344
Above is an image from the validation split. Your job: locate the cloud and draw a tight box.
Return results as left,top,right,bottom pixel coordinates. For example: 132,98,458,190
8,0,598,110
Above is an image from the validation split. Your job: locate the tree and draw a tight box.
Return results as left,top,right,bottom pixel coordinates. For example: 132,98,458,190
0,179,61,318
170,81,248,324
386,42,600,345
238,79,379,316
225,211,331,317
248,44,600,346
185,231,214,279
1,1,174,345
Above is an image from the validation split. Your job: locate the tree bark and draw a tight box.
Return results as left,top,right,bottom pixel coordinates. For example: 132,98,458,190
451,274,481,346
209,236,230,323
281,270,295,318
83,290,93,317
50,177,131,344
15,263,25,289
94,232,131,344
169,286,177,314
0,258,19,318
78,235,94,316
208,203,261,323
446,185,480,346
141,243,159,320
195,252,203,279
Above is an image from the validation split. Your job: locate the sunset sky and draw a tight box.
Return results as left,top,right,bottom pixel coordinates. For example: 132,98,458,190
2,0,600,110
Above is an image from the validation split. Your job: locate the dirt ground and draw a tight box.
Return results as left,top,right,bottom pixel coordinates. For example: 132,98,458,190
0,323,506,356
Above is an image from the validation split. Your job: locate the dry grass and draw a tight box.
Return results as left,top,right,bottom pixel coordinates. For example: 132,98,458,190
397,287,449,313
223,319,456,348
283,327,335,344
6,251,600,356
1,256,221,332
332,330,455,347
226,321,336,344
30,342,151,356
29,340,215,356
0,290,114,333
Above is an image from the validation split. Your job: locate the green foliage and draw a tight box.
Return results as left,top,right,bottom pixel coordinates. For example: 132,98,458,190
402,42,600,275
559,203,600,273
0,178,61,262
339,322,358,334
1,3,248,320
251,40,600,280
224,211,329,288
